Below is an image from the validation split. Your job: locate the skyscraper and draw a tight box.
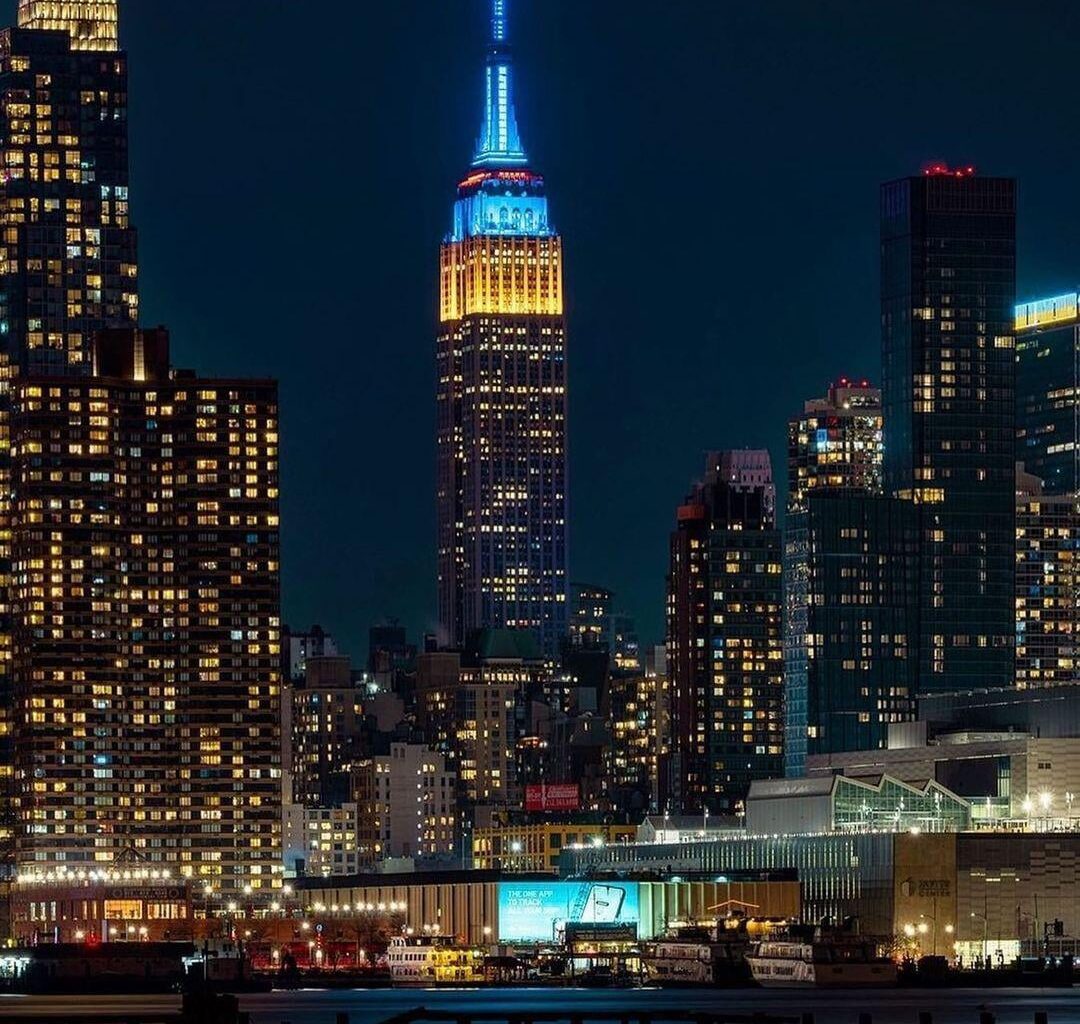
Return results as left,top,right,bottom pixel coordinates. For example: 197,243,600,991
436,0,568,658
0,0,137,873
783,379,915,776
665,451,783,814
881,166,1016,691
1,0,138,375
11,329,282,893
783,494,920,776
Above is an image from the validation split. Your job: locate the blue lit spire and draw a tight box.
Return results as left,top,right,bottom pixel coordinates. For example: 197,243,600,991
473,0,529,168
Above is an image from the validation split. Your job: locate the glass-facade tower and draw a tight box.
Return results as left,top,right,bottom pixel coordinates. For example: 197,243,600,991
1016,292,1080,496
437,0,568,658
881,168,1016,691
783,380,917,776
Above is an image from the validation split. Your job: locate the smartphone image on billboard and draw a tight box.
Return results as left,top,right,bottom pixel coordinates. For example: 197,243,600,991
580,883,625,923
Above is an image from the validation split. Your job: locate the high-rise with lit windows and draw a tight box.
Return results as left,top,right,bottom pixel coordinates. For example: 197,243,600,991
881,166,1016,691
1,0,138,375
436,0,568,658
787,378,883,514
0,0,137,875
783,378,908,777
1016,291,1080,495
10,329,282,894
664,451,783,815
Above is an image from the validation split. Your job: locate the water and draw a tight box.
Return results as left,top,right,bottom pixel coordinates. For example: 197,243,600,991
0,987,1076,1024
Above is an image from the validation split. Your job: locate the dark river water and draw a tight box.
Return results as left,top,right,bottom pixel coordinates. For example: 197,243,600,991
0,986,1076,1024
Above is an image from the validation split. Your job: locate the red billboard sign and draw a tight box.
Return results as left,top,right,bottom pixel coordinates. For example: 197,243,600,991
525,783,579,813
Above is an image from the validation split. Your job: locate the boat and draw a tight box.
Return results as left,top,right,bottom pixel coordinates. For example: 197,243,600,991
748,931,897,988
640,919,767,987
386,934,484,987
640,937,716,985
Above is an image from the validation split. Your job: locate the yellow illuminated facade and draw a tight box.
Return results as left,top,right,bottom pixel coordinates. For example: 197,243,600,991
436,1,568,658
17,1,119,51
440,235,563,322
472,821,635,874
9,330,283,895
1015,292,1078,332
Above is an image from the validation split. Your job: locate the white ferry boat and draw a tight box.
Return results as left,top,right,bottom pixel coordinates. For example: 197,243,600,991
386,935,484,987
748,938,897,988
641,939,715,985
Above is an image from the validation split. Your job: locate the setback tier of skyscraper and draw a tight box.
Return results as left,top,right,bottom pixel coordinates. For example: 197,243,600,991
0,1,138,376
436,0,568,659
881,167,1016,691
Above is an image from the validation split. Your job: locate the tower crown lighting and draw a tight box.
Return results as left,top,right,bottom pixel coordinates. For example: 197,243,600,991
473,0,528,169
17,0,119,51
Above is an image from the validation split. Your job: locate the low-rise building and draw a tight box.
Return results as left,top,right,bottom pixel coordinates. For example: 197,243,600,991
806,721,1080,828
472,821,636,873
561,830,1080,960
283,803,363,878
745,774,971,835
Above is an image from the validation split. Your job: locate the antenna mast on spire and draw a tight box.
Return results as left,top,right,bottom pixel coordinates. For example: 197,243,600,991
473,0,528,168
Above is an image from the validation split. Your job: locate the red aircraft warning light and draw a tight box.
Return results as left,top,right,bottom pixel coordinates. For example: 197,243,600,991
923,162,977,178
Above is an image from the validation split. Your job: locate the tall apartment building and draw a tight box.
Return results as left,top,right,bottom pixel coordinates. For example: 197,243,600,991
1013,294,1080,688
436,0,568,657
783,379,909,776
289,656,364,807
0,0,137,870
1015,470,1080,688
881,166,1016,691
665,451,783,814
10,329,282,893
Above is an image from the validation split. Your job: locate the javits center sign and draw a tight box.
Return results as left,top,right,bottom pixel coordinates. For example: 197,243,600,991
497,881,640,943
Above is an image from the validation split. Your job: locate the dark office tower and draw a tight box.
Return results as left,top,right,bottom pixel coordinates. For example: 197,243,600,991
436,0,568,659
783,495,920,776
9,329,282,894
1,0,138,375
1016,292,1080,494
664,451,783,815
881,166,1016,690
787,378,883,514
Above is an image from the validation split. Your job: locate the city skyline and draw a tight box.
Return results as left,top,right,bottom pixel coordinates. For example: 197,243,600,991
111,0,1080,654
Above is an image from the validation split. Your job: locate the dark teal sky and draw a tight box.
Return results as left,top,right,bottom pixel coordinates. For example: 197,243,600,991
110,0,1080,657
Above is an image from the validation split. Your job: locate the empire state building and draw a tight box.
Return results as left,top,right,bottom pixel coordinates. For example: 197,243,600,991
436,0,568,657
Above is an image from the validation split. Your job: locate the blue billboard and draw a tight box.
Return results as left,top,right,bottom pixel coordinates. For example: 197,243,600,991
497,881,640,943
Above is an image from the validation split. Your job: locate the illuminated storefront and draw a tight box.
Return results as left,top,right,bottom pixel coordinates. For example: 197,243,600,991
12,870,193,944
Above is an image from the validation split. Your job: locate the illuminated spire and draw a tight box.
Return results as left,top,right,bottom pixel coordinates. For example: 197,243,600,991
473,0,528,168
17,0,119,52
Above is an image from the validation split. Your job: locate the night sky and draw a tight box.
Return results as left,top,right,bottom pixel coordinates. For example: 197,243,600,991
111,0,1080,657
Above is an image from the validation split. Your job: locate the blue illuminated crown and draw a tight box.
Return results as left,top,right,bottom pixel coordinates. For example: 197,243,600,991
473,0,528,168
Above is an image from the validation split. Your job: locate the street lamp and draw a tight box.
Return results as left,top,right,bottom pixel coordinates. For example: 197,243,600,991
971,911,989,964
